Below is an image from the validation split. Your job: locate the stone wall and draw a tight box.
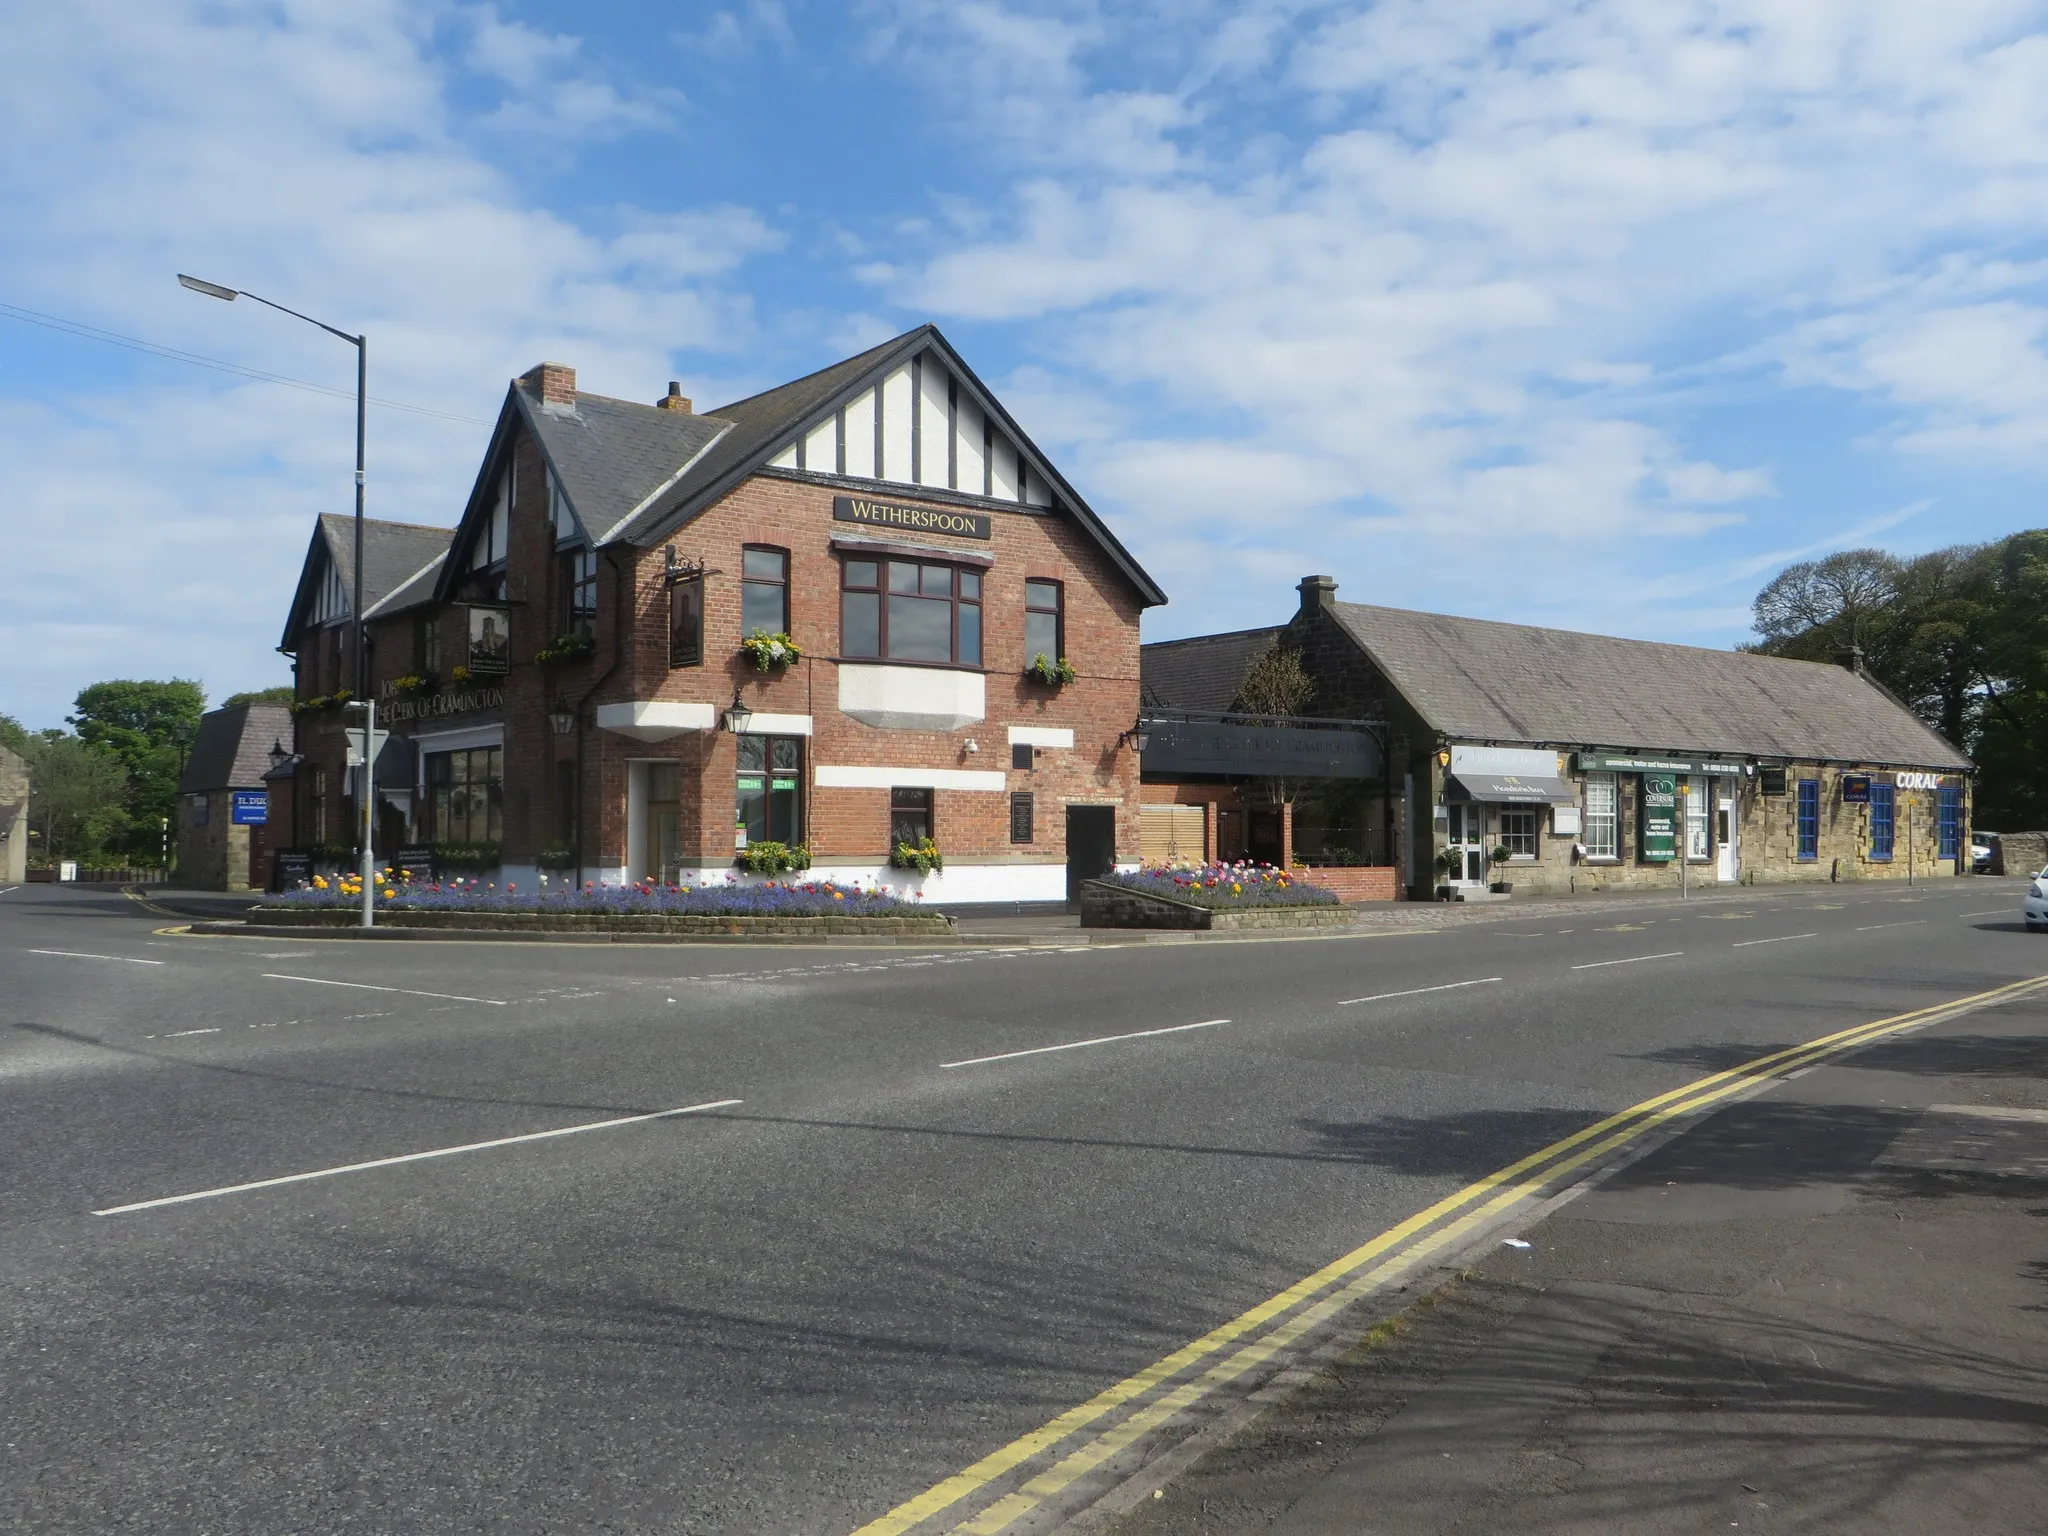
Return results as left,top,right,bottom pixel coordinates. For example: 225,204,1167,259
0,743,26,884
1078,879,1355,930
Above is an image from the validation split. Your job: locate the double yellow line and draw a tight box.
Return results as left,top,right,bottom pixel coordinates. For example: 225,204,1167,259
854,972,2048,1536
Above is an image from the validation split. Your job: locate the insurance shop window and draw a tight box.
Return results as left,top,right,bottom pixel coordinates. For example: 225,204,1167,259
1582,772,1618,859
736,735,802,848
841,559,982,666
426,746,503,844
742,547,789,637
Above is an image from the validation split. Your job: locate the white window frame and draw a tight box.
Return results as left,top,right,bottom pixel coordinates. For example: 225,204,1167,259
1684,774,1711,861
1583,772,1619,861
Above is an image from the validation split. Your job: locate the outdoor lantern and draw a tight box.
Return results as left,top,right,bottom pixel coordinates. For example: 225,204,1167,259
268,738,290,772
548,705,576,736
720,691,754,735
1120,723,1151,753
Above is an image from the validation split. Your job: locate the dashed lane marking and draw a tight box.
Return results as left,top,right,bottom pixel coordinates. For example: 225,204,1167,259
1571,951,1684,970
1855,920,1927,932
26,949,165,965
261,973,508,1005
1339,978,1502,1006
941,1020,1229,1070
93,1097,744,1216
1732,933,1817,948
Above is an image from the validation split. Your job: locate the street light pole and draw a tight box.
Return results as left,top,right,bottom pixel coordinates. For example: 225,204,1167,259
179,273,373,924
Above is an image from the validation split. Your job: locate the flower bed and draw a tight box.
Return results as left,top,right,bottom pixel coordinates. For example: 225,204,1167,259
1095,862,1339,909
271,874,917,918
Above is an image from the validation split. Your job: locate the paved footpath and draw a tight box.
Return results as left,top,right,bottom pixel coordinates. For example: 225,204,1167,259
1104,994,2048,1535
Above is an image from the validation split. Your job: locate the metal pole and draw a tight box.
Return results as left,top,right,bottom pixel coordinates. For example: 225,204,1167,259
1678,780,1689,901
1907,789,1915,887
360,696,376,929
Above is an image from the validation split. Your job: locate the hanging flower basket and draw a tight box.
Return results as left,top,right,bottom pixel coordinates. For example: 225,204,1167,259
535,633,595,667
740,630,803,672
737,840,812,874
389,672,435,698
1025,653,1077,687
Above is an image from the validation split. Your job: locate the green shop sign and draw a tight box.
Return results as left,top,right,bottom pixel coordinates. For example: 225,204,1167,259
1639,772,1678,862
1578,750,1746,777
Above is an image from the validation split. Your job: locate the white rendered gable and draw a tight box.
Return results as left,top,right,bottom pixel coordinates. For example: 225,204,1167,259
767,349,1054,508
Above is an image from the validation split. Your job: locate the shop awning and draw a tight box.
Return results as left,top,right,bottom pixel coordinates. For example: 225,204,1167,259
1449,772,1576,804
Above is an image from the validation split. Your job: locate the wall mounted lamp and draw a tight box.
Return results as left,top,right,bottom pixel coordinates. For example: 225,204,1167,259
720,691,754,734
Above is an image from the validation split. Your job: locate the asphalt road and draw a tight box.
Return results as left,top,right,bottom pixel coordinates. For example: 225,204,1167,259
1,876,2040,1532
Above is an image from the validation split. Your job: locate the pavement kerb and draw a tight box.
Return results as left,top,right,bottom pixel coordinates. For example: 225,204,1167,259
854,970,2048,1536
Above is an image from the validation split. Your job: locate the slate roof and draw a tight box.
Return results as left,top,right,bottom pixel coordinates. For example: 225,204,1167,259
1327,602,1970,770
447,325,1166,607
283,515,453,646
1141,626,1287,713
180,702,295,793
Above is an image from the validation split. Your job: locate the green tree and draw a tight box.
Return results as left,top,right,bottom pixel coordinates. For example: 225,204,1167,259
0,712,29,755
19,734,131,864
221,685,295,709
67,679,205,862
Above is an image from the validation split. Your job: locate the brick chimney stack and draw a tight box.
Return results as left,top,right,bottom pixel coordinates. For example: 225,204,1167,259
657,381,693,412
519,361,577,405
1297,574,1338,616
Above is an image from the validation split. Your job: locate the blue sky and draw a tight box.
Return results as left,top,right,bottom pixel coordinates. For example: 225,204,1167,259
5,1,2048,728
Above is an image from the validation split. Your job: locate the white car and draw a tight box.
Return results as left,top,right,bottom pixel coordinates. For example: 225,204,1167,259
2027,870,2048,931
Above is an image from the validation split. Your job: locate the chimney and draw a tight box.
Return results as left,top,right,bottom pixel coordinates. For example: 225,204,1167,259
657,381,693,412
519,361,577,406
1834,644,1868,677
1297,574,1338,616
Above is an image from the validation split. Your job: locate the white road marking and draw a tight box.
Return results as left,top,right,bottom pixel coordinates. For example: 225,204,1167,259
93,1098,743,1216
1732,933,1818,948
1855,920,1926,931
941,1019,1229,1069
1339,978,1503,1006
162,1027,221,1038
0,885,20,896
261,973,507,1005
27,949,164,965
1571,951,1685,970
1961,909,2016,918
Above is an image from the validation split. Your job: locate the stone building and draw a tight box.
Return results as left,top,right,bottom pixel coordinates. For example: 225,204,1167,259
274,325,1165,904
1141,576,1972,899
176,701,294,890
0,741,28,883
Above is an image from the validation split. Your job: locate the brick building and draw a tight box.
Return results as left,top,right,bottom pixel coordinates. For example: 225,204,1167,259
176,701,294,890
1141,576,1973,899
275,325,1165,903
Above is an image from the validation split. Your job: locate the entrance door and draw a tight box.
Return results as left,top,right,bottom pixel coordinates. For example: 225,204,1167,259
646,762,680,885
1715,791,1737,882
1445,802,1488,884
1065,805,1116,907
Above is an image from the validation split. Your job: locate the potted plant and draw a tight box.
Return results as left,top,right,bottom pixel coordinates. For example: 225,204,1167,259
740,629,803,672
536,845,576,871
1488,844,1515,894
1026,653,1077,688
1432,846,1459,901
890,836,944,875
389,671,435,697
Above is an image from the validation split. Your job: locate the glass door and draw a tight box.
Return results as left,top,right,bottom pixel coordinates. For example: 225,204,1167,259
1446,803,1488,884
647,762,680,885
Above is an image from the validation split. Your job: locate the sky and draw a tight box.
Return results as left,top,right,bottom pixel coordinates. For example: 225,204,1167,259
4,1,2048,729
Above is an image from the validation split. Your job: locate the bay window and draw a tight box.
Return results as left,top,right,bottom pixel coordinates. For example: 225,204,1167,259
841,558,983,666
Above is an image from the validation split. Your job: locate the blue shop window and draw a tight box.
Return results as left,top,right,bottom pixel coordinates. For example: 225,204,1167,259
1796,780,1819,861
1870,783,1895,861
1937,784,1961,861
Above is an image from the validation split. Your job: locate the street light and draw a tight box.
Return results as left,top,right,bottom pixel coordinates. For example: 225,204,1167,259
268,738,291,773
720,691,754,735
182,272,371,925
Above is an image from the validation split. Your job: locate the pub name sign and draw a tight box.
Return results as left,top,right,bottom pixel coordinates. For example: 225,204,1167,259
832,495,992,541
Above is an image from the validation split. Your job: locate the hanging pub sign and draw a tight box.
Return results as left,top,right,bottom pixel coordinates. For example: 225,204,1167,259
832,495,992,540
1639,772,1678,862
1841,774,1871,804
466,606,511,675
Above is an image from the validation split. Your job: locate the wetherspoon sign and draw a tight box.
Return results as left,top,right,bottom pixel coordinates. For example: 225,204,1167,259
832,495,992,540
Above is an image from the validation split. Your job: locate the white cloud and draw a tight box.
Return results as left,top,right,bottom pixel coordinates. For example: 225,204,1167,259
0,0,777,725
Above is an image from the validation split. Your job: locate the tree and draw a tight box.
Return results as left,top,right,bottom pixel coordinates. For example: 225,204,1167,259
221,686,295,709
68,679,204,861
0,713,29,756
1749,549,1902,657
1232,643,1319,842
18,734,130,864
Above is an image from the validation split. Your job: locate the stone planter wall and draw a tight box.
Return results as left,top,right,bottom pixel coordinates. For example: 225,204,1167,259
250,907,955,938
1077,880,1354,931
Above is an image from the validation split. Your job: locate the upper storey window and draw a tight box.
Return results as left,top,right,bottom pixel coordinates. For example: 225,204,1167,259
741,547,789,636
841,558,981,666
